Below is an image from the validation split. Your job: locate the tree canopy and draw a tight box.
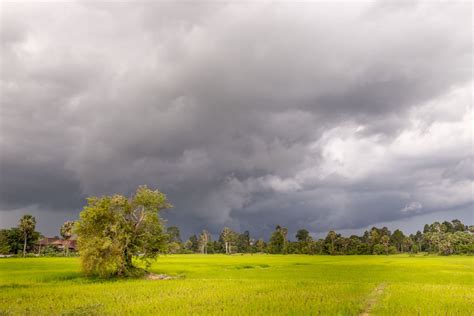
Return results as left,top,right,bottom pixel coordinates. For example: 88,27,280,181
75,185,171,277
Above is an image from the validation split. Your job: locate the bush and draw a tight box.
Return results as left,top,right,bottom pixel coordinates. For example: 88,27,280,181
388,246,398,254
373,244,385,255
41,245,61,256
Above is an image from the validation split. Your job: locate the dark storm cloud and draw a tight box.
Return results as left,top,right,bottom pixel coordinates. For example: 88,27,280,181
0,159,84,210
0,1,472,237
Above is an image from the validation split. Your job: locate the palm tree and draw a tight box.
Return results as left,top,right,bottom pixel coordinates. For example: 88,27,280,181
60,221,75,256
18,215,36,257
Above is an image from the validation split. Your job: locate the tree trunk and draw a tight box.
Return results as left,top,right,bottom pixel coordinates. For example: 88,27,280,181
118,248,132,276
23,234,27,257
125,251,132,268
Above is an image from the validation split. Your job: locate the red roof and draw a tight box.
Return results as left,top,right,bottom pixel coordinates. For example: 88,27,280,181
40,237,77,250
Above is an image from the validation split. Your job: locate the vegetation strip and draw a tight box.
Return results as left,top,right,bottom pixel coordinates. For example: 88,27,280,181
360,283,387,316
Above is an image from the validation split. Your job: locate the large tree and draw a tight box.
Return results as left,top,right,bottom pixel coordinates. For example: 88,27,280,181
75,186,171,277
237,231,251,253
18,215,36,257
0,228,39,255
255,238,266,253
198,230,211,254
380,235,390,255
390,229,405,252
60,221,75,256
294,229,312,254
325,230,338,255
166,226,182,243
186,235,199,253
296,229,310,242
452,219,466,232
269,225,288,254
220,227,237,254
166,226,182,254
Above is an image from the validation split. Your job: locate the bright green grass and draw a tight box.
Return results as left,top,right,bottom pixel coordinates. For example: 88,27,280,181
0,255,473,315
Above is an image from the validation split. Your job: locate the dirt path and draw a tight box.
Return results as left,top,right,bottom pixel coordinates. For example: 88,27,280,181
359,283,387,316
145,273,174,280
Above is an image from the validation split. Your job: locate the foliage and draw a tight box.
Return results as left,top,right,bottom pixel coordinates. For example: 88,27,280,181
178,219,472,256
269,225,288,254
41,244,62,256
75,185,171,277
220,227,238,254
0,232,10,254
373,244,385,255
60,221,75,256
0,227,40,255
296,229,310,242
185,235,199,253
236,231,251,253
167,242,182,254
255,239,266,253
390,229,405,252
18,215,37,257
198,230,211,254
324,230,339,255
0,229,19,254
166,226,182,243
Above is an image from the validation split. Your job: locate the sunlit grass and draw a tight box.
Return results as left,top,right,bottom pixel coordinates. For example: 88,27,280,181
0,254,472,315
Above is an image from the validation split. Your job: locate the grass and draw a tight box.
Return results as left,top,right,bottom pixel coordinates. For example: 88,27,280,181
0,254,473,315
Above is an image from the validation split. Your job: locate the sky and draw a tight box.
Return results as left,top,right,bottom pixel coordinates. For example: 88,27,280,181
0,0,472,240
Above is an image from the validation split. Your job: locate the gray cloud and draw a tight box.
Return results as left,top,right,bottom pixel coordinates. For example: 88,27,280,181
0,1,472,238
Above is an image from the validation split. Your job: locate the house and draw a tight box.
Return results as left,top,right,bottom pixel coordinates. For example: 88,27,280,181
39,237,77,252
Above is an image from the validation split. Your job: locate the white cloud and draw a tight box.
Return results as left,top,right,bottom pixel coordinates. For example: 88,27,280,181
401,201,423,213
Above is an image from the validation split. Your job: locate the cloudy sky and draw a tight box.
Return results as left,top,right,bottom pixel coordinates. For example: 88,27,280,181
0,1,472,239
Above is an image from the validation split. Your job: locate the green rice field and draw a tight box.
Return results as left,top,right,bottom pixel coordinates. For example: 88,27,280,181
0,254,473,315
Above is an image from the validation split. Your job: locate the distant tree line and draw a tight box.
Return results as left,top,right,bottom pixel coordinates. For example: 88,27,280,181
1,215,473,258
0,215,77,257
167,219,473,256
